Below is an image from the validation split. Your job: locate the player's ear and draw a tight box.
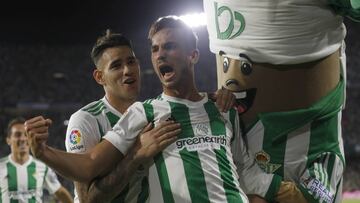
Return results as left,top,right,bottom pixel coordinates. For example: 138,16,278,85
6,136,11,146
93,68,105,85
189,49,199,64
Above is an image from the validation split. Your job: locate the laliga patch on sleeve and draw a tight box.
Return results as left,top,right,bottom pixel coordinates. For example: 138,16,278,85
67,129,85,152
300,174,334,203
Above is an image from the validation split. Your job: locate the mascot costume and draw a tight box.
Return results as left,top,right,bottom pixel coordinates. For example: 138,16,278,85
204,0,360,202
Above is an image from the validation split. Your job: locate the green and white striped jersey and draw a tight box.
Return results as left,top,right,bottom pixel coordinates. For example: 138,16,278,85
65,97,148,203
105,93,281,203
65,97,124,154
0,155,61,203
246,79,345,203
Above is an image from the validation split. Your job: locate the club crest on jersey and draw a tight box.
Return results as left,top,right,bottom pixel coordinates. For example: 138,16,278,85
255,151,281,173
195,123,210,136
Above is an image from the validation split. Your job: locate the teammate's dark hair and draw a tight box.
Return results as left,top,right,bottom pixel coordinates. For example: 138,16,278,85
91,29,133,66
6,117,26,138
148,16,198,51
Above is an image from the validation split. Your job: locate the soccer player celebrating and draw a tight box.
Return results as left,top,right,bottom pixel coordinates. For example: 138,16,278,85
0,117,73,203
65,31,150,203
25,16,299,202
27,29,235,203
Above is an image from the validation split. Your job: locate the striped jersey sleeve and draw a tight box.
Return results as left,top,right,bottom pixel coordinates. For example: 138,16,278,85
43,167,61,194
104,102,149,154
65,109,101,153
327,0,360,20
229,109,282,201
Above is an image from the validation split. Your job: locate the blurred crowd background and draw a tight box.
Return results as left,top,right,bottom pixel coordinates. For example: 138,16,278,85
0,1,359,199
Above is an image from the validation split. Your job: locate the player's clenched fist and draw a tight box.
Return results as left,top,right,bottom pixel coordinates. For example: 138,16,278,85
24,116,52,158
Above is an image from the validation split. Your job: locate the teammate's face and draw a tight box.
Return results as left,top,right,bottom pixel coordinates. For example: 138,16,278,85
7,123,30,155
150,28,197,90
97,46,140,102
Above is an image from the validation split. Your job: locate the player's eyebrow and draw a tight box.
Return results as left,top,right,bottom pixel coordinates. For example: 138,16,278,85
110,59,122,66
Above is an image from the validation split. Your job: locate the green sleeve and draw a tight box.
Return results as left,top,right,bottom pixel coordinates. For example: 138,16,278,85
328,0,360,21
264,174,282,203
298,184,325,203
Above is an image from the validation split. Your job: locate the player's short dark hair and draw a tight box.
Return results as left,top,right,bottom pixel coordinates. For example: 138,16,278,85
6,117,26,138
148,16,198,50
91,29,133,66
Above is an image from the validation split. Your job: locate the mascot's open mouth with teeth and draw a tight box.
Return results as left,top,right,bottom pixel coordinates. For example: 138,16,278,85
223,82,256,115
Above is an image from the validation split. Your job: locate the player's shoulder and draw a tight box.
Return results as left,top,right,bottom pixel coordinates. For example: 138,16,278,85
135,96,165,112
143,98,154,104
70,99,106,121
30,157,49,172
68,110,97,130
0,156,9,165
141,95,167,109
125,100,149,111
0,157,9,177
79,99,107,116
32,156,46,166
143,94,164,104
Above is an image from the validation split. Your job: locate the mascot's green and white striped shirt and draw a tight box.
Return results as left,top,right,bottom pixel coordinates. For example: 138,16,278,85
105,93,282,203
204,1,359,202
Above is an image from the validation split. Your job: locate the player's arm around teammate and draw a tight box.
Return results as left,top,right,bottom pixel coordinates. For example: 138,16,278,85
24,116,181,182
83,90,236,202
85,123,158,202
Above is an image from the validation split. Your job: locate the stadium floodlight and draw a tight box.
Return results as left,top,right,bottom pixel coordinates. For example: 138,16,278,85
179,12,206,28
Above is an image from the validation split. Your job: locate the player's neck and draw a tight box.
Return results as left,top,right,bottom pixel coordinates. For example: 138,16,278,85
105,94,135,114
163,85,203,102
11,152,29,165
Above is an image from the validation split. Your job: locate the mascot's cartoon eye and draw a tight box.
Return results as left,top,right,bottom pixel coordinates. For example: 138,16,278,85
239,53,253,75
241,61,252,75
223,57,229,73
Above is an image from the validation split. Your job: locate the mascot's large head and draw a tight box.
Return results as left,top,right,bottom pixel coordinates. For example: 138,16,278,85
204,0,342,123
216,52,257,115
203,0,258,116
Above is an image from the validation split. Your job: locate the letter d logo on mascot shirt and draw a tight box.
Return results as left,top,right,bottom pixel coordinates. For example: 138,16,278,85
214,1,245,40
